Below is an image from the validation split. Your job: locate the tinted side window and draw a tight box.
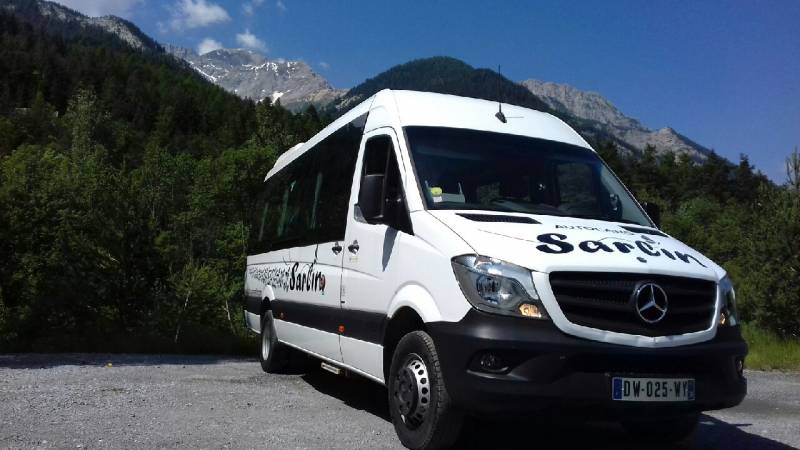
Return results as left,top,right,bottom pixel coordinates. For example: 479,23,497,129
362,136,403,204
276,152,314,245
359,135,411,233
256,170,287,253
363,136,391,175
313,114,366,243
253,113,366,253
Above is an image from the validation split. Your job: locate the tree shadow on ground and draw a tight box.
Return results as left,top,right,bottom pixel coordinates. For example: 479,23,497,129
0,353,254,369
302,368,796,450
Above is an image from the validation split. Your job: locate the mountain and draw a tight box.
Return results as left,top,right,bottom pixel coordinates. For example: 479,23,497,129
0,0,161,52
330,57,712,162
329,56,551,114
4,2,715,161
327,57,643,155
521,79,711,161
0,1,257,156
166,46,345,111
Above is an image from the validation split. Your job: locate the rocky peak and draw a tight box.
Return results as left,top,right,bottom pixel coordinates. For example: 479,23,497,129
521,79,641,130
521,78,711,161
167,46,345,111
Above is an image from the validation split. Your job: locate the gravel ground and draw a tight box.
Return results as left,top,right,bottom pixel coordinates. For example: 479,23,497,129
0,354,797,449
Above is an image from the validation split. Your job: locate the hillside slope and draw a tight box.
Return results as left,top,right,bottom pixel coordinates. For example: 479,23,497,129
329,57,551,114
0,0,161,52
522,79,711,161
0,4,256,157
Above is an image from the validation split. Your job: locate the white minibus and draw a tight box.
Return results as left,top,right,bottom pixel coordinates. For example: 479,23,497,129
243,90,746,449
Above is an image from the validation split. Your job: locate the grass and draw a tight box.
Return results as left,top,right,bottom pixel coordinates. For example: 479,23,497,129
742,322,800,371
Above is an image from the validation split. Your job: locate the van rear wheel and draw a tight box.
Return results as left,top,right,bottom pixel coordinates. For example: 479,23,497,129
388,331,463,450
259,311,288,373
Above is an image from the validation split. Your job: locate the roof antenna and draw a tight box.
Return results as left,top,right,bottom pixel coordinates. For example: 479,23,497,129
495,64,507,123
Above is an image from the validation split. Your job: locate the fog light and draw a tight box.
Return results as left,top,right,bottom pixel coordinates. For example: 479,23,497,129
736,358,745,377
519,303,544,319
479,353,507,373
719,311,728,326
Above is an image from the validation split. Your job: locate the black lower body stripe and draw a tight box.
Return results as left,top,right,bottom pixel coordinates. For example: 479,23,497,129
271,300,386,345
244,292,262,315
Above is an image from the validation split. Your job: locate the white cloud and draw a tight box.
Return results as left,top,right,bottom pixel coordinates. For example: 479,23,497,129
243,0,265,16
168,0,230,30
319,61,330,70
236,29,267,52
54,0,144,18
276,0,286,12
197,37,223,54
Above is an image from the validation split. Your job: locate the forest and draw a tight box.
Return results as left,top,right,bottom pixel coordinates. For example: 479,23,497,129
0,11,797,357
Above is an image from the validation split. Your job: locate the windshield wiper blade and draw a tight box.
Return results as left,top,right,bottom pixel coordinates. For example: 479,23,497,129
571,215,646,226
531,212,647,226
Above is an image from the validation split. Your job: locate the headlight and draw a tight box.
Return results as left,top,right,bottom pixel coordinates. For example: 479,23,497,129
451,255,548,319
719,275,738,326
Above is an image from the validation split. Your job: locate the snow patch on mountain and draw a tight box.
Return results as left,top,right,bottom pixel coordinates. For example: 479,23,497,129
166,46,346,110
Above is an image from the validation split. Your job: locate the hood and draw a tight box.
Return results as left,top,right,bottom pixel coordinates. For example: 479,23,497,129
430,210,723,281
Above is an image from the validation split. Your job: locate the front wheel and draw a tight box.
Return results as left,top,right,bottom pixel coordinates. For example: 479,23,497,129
622,413,699,444
259,310,288,373
388,331,463,450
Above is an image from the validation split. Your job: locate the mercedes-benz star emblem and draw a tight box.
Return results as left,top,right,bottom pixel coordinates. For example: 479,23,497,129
632,282,669,324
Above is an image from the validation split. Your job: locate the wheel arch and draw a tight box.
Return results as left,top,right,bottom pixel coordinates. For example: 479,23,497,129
259,285,277,323
382,283,445,379
382,306,426,381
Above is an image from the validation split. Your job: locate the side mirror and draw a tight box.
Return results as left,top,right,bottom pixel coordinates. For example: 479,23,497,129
358,174,385,223
643,202,661,228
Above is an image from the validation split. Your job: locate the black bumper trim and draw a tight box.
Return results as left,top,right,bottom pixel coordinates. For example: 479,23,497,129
244,292,261,315
427,309,747,416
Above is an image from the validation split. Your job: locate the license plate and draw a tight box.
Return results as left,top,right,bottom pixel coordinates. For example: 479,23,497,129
612,377,695,402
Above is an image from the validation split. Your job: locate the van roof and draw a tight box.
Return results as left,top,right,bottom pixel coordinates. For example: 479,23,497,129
267,89,591,180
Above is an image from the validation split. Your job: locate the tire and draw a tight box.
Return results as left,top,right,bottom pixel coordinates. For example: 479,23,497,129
259,310,289,373
388,331,463,450
622,413,699,444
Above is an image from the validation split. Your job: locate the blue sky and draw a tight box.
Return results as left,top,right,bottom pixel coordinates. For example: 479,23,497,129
58,0,799,181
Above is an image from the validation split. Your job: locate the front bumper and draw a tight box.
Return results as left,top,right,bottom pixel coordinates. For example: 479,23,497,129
427,309,747,417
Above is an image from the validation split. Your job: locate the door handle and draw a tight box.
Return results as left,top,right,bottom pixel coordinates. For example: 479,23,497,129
348,240,360,254
331,242,343,254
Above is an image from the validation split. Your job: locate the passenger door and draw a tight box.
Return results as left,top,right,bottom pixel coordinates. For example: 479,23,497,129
340,129,409,380
265,154,345,363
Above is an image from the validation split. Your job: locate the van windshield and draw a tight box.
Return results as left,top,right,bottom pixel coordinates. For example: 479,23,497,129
404,126,652,227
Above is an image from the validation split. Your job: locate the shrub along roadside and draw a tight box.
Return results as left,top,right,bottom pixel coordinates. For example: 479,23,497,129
742,322,800,371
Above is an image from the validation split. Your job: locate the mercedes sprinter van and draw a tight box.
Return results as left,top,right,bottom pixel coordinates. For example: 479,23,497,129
243,90,747,449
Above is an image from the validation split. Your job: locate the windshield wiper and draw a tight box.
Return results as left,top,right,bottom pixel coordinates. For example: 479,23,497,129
567,214,647,226
526,212,647,227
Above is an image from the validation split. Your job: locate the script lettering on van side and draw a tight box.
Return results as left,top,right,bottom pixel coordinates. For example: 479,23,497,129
248,263,327,294
534,232,707,267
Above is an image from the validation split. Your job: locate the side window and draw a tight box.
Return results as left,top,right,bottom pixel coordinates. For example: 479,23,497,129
255,171,286,254
360,135,410,232
363,136,391,176
255,183,273,253
253,113,367,253
315,118,363,242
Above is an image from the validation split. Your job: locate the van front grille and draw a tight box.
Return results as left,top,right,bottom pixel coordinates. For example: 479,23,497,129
549,272,716,337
